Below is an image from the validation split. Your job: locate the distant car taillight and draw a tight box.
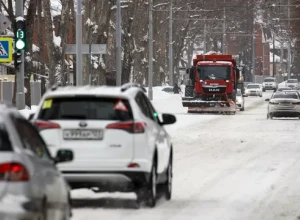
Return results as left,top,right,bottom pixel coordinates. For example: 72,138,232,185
292,102,300,105
106,121,145,133
0,163,29,181
31,120,61,131
269,102,279,105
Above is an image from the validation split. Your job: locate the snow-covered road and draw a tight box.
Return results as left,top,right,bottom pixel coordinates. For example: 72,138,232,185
71,91,300,220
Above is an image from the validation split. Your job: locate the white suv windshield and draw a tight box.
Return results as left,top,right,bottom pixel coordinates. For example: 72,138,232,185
38,97,133,121
264,79,275,82
247,85,260,89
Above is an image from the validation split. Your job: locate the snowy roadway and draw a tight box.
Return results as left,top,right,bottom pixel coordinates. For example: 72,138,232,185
71,91,300,220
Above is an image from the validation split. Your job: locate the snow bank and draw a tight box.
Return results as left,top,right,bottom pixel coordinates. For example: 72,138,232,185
146,86,187,114
278,81,287,88
19,105,38,119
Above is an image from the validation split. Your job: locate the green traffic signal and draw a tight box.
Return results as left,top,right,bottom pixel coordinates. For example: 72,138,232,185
15,19,26,51
15,39,25,50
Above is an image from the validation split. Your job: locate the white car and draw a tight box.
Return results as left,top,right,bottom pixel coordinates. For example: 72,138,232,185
286,79,299,90
266,91,300,119
262,77,278,92
245,83,263,97
0,103,73,220
30,83,176,208
236,89,245,111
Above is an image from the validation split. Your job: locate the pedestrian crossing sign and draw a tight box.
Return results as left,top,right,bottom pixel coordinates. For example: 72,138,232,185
0,37,12,63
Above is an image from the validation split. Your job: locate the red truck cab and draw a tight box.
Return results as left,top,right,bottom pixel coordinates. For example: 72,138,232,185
189,54,239,101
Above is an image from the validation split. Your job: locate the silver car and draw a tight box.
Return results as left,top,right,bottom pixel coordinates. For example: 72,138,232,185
236,89,245,111
266,92,300,119
0,104,73,220
286,79,299,90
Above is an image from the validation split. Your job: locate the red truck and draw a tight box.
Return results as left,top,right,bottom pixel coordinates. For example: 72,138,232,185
182,52,241,114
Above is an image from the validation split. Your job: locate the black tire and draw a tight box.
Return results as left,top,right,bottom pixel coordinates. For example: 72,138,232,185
38,199,47,220
136,163,157,208
62,196,72,220
185,85,194,97
162,154,172,201
240,106,245,111
146,164,157,207
263,88,266,92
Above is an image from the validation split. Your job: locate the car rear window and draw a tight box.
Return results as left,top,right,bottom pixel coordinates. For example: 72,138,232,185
272,93,299,99
287,79,298,83
0,126,12,152
278,88,291,91
38,97,133,121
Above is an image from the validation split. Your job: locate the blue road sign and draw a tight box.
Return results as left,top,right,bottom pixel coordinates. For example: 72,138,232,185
0,38,12,63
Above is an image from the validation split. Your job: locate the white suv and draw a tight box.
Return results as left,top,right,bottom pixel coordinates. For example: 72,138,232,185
262,77,278,92
30,83,176,208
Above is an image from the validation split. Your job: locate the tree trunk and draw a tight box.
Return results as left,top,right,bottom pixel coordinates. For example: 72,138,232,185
59,0,72,86
24,0,37,107
37,0,46,94
42,0,56,86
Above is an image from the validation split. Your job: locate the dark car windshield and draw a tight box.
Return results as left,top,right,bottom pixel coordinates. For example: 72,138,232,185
264,78,275,82
198,66,230,80
38,97,133,121
247,84,260,89
272,93,299,99
162,87,173,92
287,79,298,83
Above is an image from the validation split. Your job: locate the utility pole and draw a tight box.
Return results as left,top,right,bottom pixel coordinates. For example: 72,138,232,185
148,0,153,100
280,41,284,78
203,22,207,53
15,0,25,110
222,5,226,54
116,0,122,86
168,0,173,86
273,32,275,77
262,43,265,78
76,0,83,86
287,0,291,79
252,21,256,82
88,7,92,85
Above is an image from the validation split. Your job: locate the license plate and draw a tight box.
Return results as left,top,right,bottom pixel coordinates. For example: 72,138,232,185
280,103,290,105
63,129,103,140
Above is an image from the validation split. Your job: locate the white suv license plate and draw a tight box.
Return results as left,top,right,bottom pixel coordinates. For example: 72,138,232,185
63,129,103,140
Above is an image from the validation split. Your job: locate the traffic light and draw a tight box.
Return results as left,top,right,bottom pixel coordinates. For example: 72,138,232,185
15,19,26,50
14,50,22,71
